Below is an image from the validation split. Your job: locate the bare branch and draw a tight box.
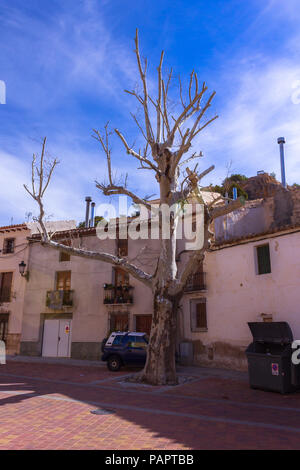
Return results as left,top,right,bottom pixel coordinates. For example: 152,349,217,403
114,128,160,174
178,151,203,167
157,50,164,142
95,180,153,212
134,29,154,143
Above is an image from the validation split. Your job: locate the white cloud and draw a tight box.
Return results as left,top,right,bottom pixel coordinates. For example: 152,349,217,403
1,0,300,228
193,59,300,186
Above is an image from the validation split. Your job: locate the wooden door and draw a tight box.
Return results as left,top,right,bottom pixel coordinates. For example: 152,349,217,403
114,268,129,287
0,272,13,302
136,315,152,335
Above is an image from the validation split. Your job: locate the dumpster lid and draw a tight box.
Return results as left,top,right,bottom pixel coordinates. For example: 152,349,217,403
248,322,293,344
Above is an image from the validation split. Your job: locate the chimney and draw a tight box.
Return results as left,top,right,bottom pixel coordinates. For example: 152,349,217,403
90,202,96,228
277,137,286,188
85,197,92,228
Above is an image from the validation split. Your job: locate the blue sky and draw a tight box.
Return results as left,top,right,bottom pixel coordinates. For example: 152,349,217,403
0,0,300,225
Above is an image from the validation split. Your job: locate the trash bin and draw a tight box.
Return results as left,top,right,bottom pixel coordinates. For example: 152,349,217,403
246,321,300,394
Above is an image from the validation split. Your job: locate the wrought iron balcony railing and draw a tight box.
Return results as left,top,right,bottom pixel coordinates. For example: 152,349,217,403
103,284,134,305
46,290,74,309
184,272,206,292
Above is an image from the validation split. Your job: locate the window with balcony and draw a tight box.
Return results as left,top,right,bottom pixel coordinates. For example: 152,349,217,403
115,267,129,287
56,270,71,291
103,268,133,304
46,271,73,309
184,263,206,292
0,272,13,303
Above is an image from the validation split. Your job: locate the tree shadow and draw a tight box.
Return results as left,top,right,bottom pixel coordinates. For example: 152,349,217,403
1,362,300,450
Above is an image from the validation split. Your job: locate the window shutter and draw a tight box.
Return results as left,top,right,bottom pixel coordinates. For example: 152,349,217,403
190,299,207,331
196,302,207,329
0,272,13,302
257,244,271,274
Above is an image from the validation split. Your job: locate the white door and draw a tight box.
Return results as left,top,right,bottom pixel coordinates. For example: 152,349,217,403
42,319,72,357
58,319,72,357
42,320,59,357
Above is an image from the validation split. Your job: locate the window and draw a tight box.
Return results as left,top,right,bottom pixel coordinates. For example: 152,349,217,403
114,268,129,287
110,313,129,332
59,251,70,262
190,298,207,332
256,244,271,275
3,238,15,254
127,336,148,349
117,237,128,257
59,240,71,262
112,335,126,346
0,272,13,303
56,271,71,291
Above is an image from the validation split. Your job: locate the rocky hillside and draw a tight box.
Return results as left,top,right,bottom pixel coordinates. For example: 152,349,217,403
239,173,283,200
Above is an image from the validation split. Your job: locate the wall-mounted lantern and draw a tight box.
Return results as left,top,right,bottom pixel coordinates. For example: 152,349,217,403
19,261,29,281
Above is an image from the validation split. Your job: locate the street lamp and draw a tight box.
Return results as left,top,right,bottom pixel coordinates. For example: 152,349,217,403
19,261,29,281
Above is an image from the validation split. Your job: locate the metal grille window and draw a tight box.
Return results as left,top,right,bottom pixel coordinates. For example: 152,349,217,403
110,313,129,332
3,238,15,254
256,244,271,275
0,272,13,303
190,298,207,332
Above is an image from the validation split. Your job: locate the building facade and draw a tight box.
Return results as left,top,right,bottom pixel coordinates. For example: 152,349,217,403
0,224,30,355
18,189,300,370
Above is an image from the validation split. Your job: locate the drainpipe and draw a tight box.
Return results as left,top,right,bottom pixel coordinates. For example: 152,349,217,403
90,202,96,228
277,137,287,188
85,197,92,228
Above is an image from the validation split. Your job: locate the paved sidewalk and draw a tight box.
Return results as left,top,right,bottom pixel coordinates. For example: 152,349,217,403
6,355,106,368
0,360,299,449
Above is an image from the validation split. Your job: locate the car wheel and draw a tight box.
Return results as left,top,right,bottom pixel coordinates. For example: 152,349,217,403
107,355,121,372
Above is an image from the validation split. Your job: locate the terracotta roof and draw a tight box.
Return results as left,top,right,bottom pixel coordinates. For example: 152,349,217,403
30,226,97,240
0,223,28,232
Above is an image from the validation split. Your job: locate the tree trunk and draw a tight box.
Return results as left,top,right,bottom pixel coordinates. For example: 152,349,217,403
137,291,181,385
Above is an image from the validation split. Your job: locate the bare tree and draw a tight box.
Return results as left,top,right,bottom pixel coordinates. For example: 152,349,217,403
25,30,244,385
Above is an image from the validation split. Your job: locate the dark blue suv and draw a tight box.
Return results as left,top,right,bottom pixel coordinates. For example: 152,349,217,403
101,332,148,371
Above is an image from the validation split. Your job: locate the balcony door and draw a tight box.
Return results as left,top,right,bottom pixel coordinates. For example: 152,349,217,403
114,268,129,287
56,271,71,291
42,319,72,357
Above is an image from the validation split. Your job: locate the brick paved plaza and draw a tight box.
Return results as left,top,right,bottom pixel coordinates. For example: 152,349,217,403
0,359,300,450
